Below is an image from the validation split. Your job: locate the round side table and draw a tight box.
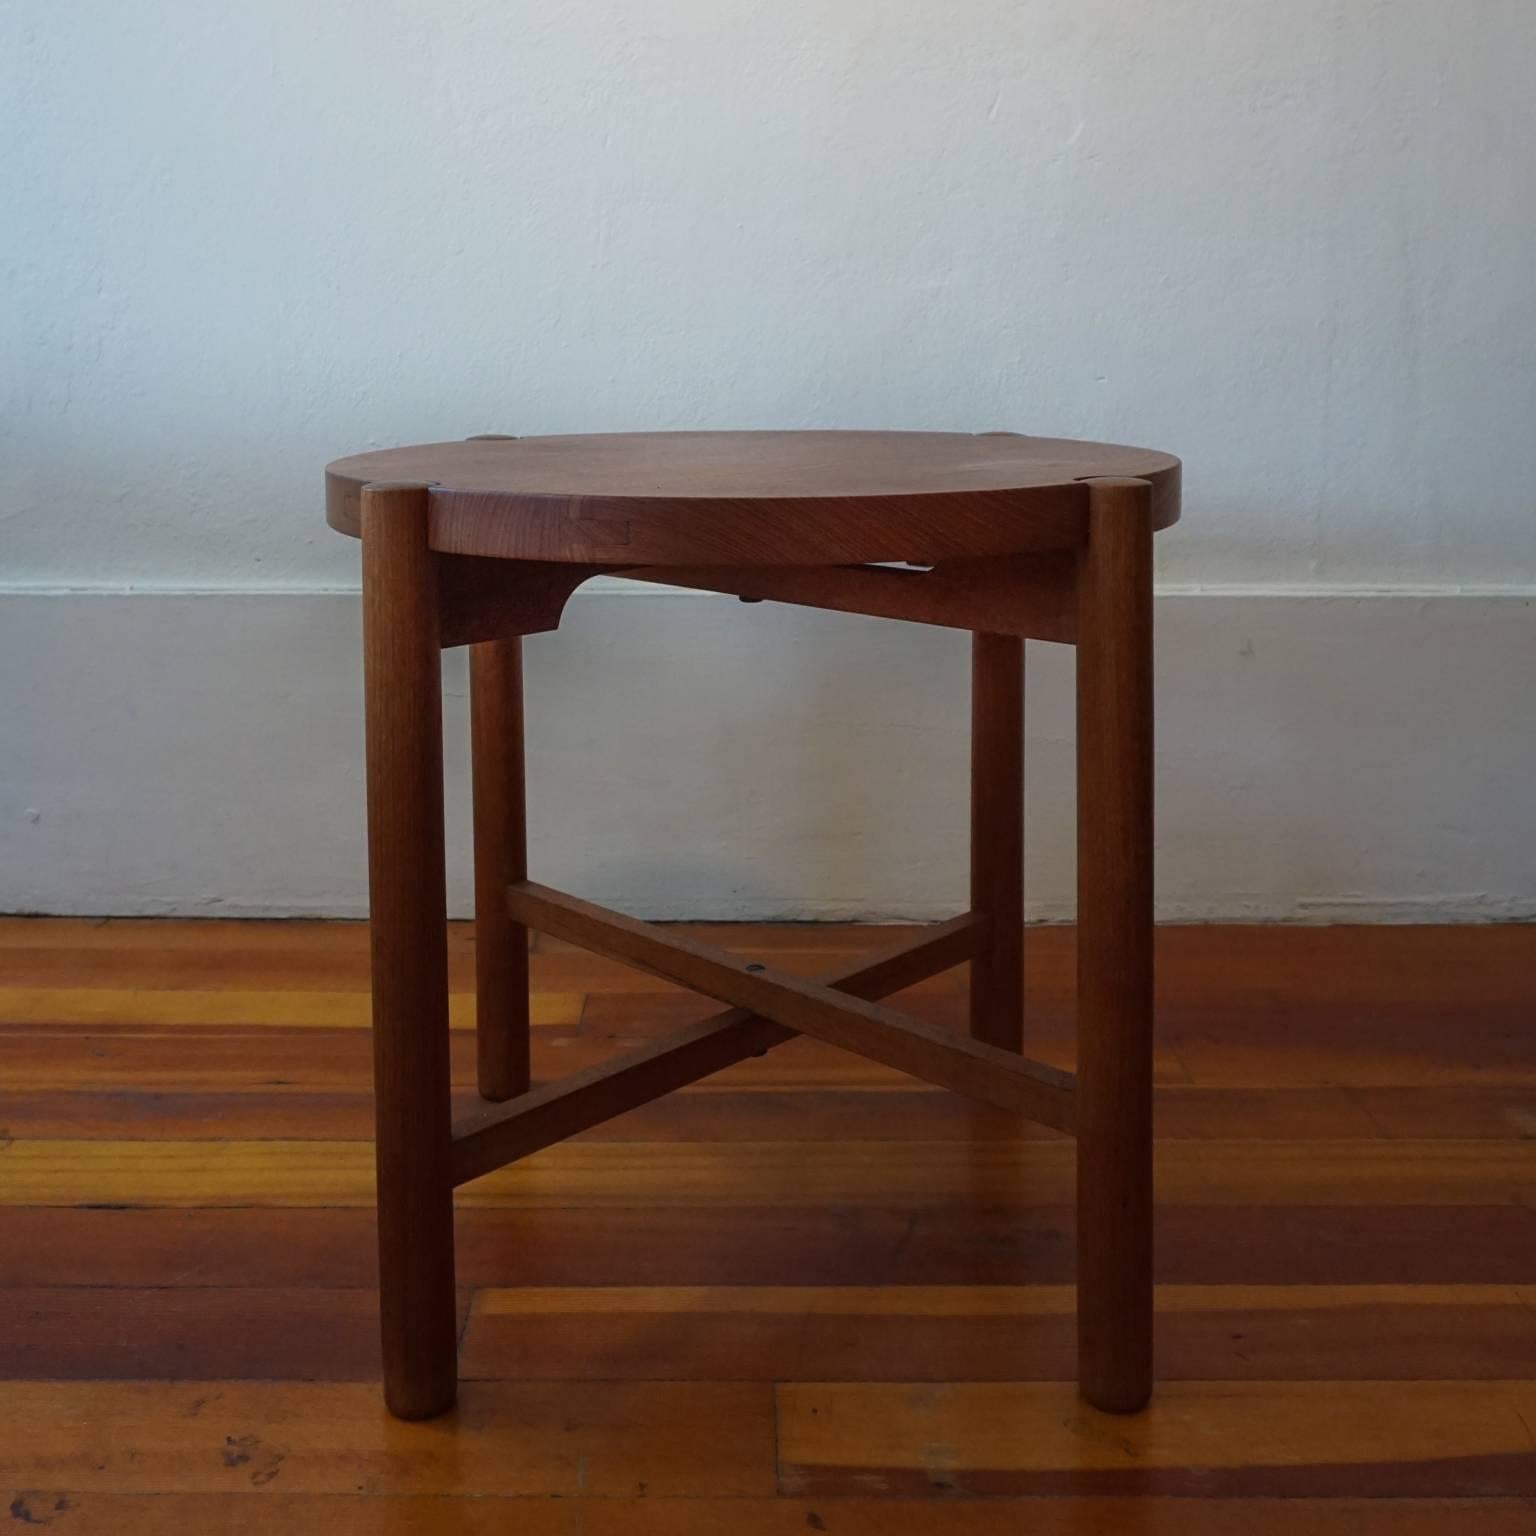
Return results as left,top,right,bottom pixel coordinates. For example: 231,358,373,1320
326,429,1180,1421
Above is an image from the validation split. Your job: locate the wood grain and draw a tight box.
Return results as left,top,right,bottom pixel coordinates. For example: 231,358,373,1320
0,987,578,1027
459,1284,1536,1383
450,914,979,1184
6,1136,1535,1208
506,881,1074,1128
3,914,1536,1518
5,1204,1534,1289
968,632,1025,1050
573,990,1194,1085
468,637,530,1100
325,430,1181,564
0,1379,774,1495
777,1379,1536,1497
4,1496,1530,1535
0,1287,430,1381
360,482,457,1418
0,1082,1430,1143
1074,477,1156,1410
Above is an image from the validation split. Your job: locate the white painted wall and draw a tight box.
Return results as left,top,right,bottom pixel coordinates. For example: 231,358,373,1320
3,2,1534,919
4,589,1534,922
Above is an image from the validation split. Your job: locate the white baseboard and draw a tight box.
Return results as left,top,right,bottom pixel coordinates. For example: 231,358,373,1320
2,586,1532,922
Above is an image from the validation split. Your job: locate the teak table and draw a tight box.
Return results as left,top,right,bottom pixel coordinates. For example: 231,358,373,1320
326,429,1180,1421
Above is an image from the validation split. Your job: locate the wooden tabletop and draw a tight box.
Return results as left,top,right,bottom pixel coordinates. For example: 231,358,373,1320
326,430,1180,565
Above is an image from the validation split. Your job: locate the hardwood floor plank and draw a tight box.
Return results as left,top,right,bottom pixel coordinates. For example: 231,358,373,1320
0,922,880,991
568,922,1536,1013
3,914,1535,1517
0,918,379,951
0,1086,1043,1143
0,1210,391,1288
0,1025,592,1092
1,1013,999,1095
6,1494,1531,1534
460,1284,1536,1383
1148,925,1536,1012
1171,1019,1536,1087
1159,981,1536,1088
17,992,1526,1103
35,1005,1526,1097
580,992,1194,1084
0,988,578,1030
1349,1086,1536,1140
776,1380,1536,1497
14,1083,1531,1143
0,947,382,991
0,1026,383,1092
18,1278,1529,1385
4,916,1530,1002
0,1380,775,1496
567,1497,1536,1535
0,1090,383,1140
0,1288,449,1381
6,1137,1532,1209
5,1204,1533,1289
1153,1085,1383,1138
472,1281,1530,1315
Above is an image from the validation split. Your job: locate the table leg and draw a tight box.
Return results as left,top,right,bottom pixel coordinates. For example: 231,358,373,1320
361,482,459,1420
970,632,1024,1051
471,638,531,1101
1074,476,1155,1413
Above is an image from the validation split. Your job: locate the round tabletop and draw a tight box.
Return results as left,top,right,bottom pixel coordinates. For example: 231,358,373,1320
326,430,1180,566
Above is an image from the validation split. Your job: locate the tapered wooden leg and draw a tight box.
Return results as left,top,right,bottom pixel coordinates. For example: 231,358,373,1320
1075,477,1155,1414
470,638,531,1101
969,632,1024,1051
361,482,458,1420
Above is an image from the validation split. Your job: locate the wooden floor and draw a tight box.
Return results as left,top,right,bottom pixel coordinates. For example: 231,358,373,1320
2,916,1535,1531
